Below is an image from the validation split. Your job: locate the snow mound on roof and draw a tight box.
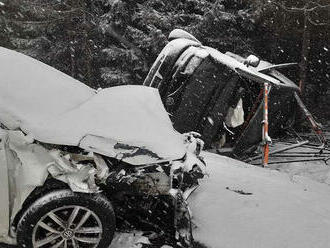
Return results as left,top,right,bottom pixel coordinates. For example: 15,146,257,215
190,152,330,248
0,47,186,163
0,46,95,130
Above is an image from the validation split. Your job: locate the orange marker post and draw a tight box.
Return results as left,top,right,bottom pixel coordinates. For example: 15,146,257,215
262,82,270,167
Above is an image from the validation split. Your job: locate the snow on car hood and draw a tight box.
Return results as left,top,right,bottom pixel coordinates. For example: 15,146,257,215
27,86,186,164
0,47,186,164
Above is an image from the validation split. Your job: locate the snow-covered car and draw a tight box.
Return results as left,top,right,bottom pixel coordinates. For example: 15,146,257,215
0,47,205,248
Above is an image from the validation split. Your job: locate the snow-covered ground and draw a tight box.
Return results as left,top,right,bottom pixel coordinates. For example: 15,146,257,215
189,152,330,248
107,151,330,248
267,142,330,185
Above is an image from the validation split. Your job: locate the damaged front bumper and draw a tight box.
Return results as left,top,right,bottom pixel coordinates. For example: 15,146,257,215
0,130,206,245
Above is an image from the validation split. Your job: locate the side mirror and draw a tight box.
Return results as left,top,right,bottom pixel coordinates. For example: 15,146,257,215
168,29,201,44
244,55,260,67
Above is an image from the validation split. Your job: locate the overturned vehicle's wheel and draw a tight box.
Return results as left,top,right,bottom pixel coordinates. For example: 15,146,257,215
17,190,115,248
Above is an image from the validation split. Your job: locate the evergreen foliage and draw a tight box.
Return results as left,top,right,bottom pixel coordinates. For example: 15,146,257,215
0,0,329,118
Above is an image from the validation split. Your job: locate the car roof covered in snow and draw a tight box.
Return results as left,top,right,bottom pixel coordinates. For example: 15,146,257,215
0,47,186,164
0,46,95,129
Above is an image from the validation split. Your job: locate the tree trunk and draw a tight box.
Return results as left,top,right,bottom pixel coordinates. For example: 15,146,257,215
299,10,311,96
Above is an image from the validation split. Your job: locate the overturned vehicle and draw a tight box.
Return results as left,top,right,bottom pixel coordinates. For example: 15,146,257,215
144,29,325,165
0,47,206,247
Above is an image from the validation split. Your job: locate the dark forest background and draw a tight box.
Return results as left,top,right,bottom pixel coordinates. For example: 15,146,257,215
0,0,329,121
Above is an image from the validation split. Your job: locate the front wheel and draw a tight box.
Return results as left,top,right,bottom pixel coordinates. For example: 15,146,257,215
17,190,115,248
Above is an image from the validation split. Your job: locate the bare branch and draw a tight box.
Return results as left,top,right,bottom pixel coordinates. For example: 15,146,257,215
307,15,330,26
273,2,305,12
310,1,330,9
3,19,63,25
307,8,330,26
273,1,330,13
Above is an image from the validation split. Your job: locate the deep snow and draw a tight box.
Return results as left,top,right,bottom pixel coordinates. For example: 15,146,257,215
189,152,330,248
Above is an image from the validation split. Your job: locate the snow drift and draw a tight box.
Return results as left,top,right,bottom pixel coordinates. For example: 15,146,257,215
189,152,330,248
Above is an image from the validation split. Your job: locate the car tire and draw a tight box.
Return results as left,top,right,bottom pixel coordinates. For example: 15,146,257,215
17,189,115,248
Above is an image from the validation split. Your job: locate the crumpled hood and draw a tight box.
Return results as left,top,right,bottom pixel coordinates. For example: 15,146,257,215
27,86,186,164
0,47,186,164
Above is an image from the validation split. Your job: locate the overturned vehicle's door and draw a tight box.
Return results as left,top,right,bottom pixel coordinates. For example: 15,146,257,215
144,29,323,159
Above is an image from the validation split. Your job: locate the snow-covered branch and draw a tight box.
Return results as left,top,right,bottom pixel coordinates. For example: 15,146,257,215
274,1,330,13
